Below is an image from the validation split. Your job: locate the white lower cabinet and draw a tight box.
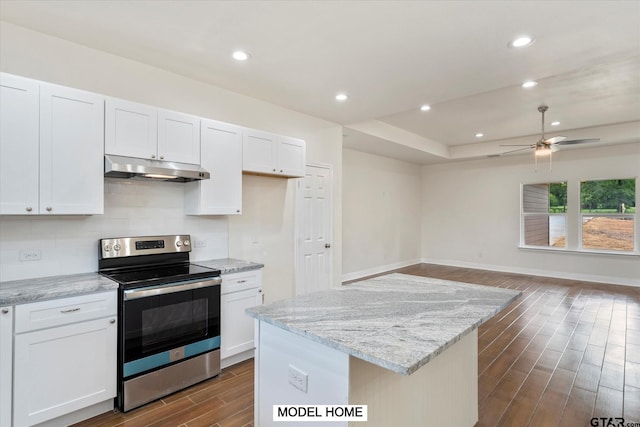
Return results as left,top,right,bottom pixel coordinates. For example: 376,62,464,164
221,270,263,368
0,307,13,427
12,291,117,427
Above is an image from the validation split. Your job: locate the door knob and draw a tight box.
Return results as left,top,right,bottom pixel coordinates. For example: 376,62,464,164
325,243,331,248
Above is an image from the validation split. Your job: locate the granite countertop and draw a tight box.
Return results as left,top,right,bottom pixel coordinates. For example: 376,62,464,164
0,273,119,306
193,258,264,274
246,273,521,376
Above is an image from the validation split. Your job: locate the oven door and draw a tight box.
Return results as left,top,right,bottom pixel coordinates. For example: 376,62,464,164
122,277,221,378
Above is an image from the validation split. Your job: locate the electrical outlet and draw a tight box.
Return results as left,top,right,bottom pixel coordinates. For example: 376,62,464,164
19,249,41,261
288,364,308,393
195,239,206,248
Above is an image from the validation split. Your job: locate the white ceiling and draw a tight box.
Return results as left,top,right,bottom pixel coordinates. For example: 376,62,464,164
2,0,639,164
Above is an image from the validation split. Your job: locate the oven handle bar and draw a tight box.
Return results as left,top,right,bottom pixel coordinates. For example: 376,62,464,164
124,277,222,300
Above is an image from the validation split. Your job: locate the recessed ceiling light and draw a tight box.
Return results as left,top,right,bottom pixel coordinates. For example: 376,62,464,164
551,121,560,126
232,50,250,61
522,80,538,88
475,133,484,138
420,104,431,111
335,93,349,101
508,35,535,48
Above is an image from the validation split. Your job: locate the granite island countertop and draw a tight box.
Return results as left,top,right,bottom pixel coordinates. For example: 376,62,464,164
193,258,264,274
0,273,119,306
246,273,521,375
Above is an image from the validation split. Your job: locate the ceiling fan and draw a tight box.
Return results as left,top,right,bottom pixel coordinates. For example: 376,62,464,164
499,105,600,169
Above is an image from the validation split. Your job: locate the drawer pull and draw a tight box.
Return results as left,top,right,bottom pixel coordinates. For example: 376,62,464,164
110,319,116,324
60,307,81,314
1,308,9,314
237,280,247,283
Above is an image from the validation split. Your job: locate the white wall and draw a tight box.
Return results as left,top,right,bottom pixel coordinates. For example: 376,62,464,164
0,22,342,300
421,143,640,286
342,149,422,281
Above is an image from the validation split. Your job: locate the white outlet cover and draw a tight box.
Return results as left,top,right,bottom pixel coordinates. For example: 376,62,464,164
288,364,308,393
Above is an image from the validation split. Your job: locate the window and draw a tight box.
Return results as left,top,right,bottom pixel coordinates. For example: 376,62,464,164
522,182,567,248
580,179,636,252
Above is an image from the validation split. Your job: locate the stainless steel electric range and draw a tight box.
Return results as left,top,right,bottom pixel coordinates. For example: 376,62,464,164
98,235,221,412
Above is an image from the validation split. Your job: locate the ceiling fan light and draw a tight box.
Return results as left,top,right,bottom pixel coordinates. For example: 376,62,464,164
420,104,431,111
522,80,538,89
535,146,553,157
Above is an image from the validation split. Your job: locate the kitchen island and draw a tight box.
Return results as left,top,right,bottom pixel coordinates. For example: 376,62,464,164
246,273,521,427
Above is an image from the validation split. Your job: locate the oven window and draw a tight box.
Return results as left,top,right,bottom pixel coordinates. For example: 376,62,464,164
141,298,207,352
124,285,220,363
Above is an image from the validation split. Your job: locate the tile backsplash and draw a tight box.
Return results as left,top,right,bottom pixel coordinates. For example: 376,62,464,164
0,179,228,282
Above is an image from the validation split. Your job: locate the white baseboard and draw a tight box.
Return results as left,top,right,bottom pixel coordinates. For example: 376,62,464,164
420,258,640,288
341,259,421,283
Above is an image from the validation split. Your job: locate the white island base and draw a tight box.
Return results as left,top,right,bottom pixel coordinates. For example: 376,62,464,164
255,321,478,427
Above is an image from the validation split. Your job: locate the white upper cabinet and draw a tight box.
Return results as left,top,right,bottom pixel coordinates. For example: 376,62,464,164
104,98,157,160
0,73,39,215
105,97,200,164
40,83,104,215
185,119,242,215
242,129,305,178
0,73,104,215
158,109,200,164
277,136,306,177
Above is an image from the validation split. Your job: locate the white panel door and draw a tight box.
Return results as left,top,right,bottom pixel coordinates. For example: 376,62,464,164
295,165,333,295
0,73,40,214
157,109,201,164
13,317,117,427
105,97,157,159
242,129,277,174
277,136,306,177
185,119,242,215
39,83,104,214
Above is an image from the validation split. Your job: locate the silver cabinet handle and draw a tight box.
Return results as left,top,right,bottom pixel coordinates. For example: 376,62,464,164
272,168,276,172
46,207,52,212
1,308,9,314
61,307,80,313
325,243,331,248
26,207,33,212
160,155,164,160
110,319,116,324
151,154,156,159
237,280,247,284
280,169,283,173
236,209,240,213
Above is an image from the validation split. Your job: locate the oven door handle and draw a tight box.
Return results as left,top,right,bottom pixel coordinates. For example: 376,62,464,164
124,277,222,300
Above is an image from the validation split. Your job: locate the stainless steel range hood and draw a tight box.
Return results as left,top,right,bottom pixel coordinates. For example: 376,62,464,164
104,155,210,182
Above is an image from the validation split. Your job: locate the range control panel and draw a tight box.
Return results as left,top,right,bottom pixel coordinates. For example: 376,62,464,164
100,235,191,259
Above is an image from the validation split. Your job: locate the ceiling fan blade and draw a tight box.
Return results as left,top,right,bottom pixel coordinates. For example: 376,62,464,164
500,144,535,147
500,147,533,155
545,136,567,144
554,138,600,146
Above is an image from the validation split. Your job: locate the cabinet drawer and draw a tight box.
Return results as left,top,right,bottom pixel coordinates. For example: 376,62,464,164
15,291,117,334
221,270,262,294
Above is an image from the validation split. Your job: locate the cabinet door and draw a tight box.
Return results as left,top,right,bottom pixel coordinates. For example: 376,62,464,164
277,136,306,177
221,287,262,359
0,73,40,214
185,119,242,215
0,307,12,427
39,83,104,214
242,129,278,174
13,317,117,427
158,109,201,164
105,97,157,160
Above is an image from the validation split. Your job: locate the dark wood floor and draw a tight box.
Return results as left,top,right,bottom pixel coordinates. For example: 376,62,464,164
76,263,640,427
